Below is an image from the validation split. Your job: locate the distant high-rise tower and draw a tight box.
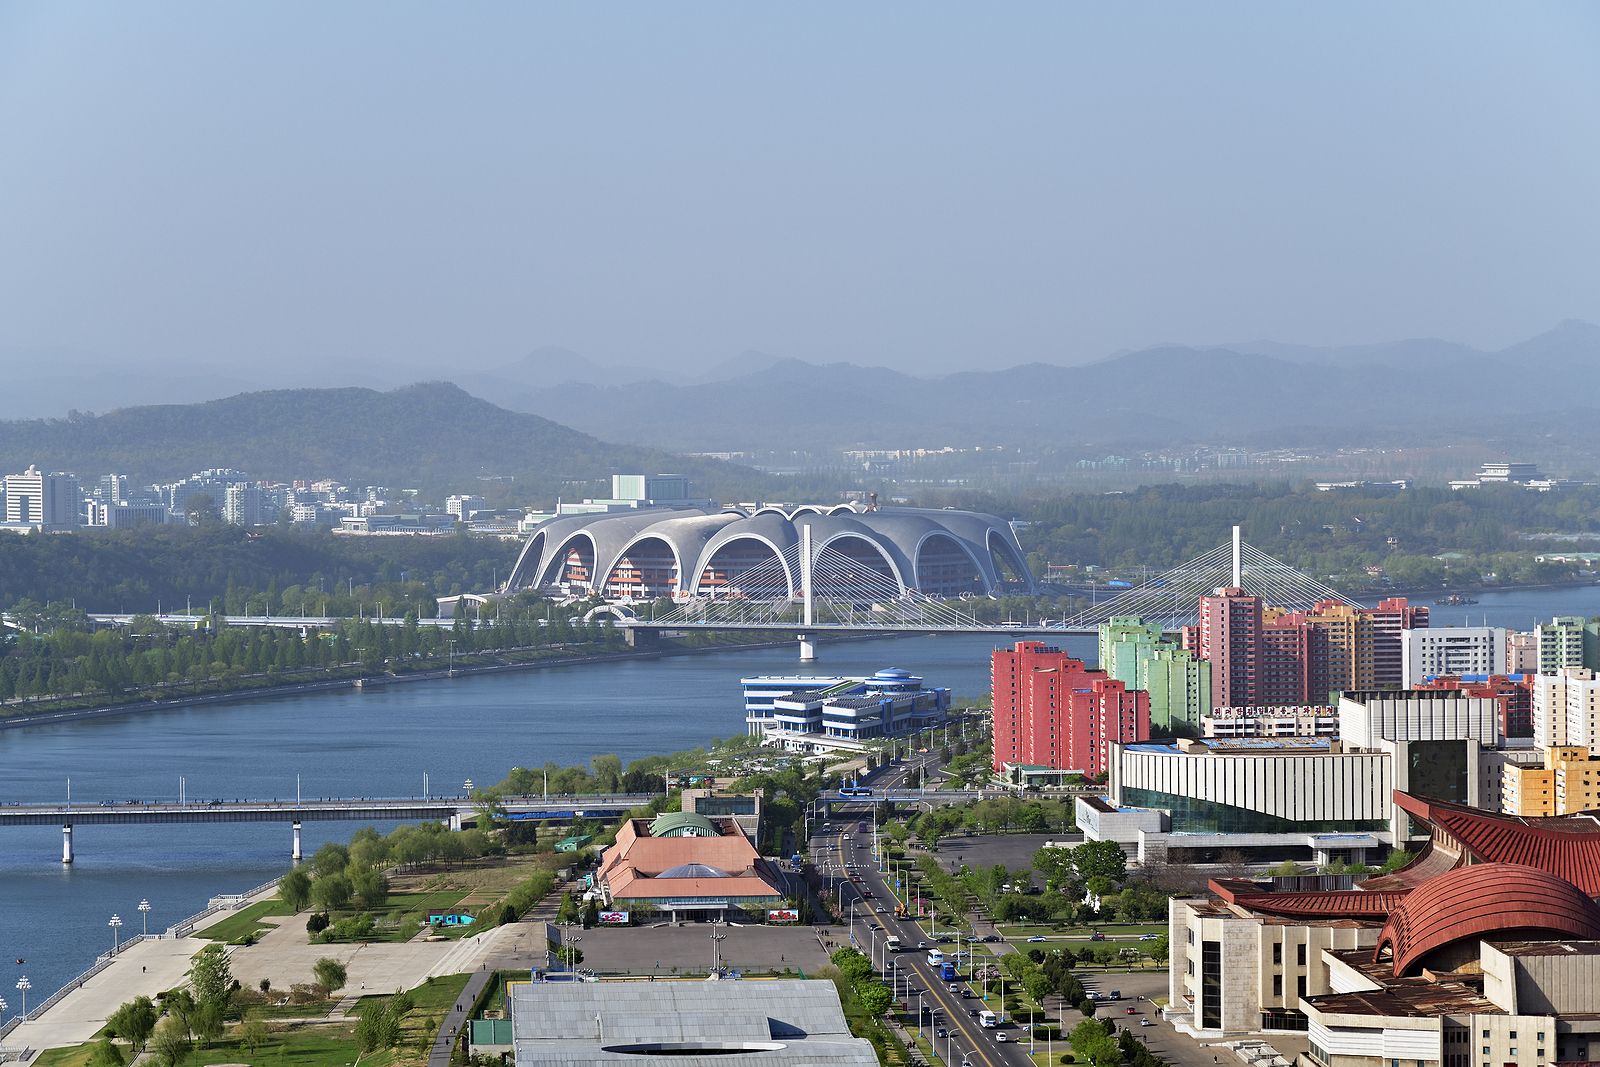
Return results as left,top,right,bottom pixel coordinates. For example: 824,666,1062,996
990,641,1148,777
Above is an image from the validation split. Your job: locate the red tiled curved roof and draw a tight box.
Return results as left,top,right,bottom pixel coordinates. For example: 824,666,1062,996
1375,863,1600,976
1393,792,1600,896
1210,879,1407,919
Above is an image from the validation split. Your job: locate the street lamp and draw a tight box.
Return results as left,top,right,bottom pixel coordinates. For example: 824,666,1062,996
15,976,29,1017
566,934,582,971
109,913,124,953
138,898,152,937
709,931,728,975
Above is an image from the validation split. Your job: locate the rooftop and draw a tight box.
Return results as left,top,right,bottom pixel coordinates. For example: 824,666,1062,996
510,979,878,1066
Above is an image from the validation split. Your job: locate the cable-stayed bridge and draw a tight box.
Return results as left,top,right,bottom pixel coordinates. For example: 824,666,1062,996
622,527,1360,650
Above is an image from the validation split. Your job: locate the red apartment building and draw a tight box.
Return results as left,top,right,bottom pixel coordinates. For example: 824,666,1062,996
990,641,1149,777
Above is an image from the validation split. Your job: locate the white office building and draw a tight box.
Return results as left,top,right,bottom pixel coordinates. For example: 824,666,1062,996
1400,626,1506,687
1532,667,1600,751
3,466,81,531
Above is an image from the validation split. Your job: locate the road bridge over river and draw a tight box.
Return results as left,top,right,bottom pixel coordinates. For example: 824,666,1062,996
0,793,658,864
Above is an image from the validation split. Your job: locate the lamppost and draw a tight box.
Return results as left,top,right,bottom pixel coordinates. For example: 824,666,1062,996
15,976,30,1017
109,913,123,953
138,898,152,936
709,931,727,975
565,934,581,971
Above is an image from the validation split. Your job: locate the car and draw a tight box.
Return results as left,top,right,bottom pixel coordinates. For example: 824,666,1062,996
1125,1007,1137,1015
916,941,928,949
935,1027,948,1038
961,989,973,998
982,934,1002,943
948,983,960,993
1140,1018,1152,1027
874,905,886,914
995,1033,1008,1043
967,1009,979,1017
1026,935,1046,943
1090,932,1106,941
1139,933,1159,941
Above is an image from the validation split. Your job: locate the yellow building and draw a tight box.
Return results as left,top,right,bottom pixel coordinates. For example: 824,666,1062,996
1502,746,1600,816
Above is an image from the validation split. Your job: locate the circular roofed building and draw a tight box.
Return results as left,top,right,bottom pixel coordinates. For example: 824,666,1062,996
505,503,1034,601
1374,863,1600,977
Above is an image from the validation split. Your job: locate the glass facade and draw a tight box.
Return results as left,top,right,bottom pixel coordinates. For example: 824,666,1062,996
1121,787,1387,834
1201,940,1222,1029
1407,739,1470,804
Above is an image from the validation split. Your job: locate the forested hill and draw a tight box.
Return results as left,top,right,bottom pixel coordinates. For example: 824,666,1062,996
0,382,762,498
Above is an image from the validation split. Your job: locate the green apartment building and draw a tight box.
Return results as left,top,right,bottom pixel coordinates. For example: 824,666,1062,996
1097,616,1211,732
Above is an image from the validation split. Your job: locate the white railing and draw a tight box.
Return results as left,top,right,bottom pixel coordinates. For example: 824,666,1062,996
169,875,284,937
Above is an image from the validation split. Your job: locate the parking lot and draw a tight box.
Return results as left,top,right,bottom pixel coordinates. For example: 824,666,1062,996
928,832,1081,887
559,922,835,977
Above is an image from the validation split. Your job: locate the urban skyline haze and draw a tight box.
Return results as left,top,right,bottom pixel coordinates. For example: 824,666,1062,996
2,2,1598,399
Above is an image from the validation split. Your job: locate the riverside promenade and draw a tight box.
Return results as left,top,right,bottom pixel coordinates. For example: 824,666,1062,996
0,882,536,1057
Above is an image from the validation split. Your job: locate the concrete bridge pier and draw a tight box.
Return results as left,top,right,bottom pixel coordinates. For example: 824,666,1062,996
798,633,817,663
62,823,73,865
292,821,303,862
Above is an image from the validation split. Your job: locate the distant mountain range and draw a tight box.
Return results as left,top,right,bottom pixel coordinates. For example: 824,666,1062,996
492,320,1600,452
4,321,1597,459
0,383,763,497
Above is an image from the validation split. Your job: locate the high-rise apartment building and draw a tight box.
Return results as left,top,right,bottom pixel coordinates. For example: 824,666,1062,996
1095,616,1211,732
3,466,81,531
446,494,487,521
222,483,273,526
991,641,1148,777
1531,668,1600,750
1400,627,1507,688
1536,617,1588,674
1506,630,1539,673
1198,587,1263,707
1197,591,1427,707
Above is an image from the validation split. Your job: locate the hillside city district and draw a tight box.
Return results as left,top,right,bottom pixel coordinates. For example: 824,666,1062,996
5,467,1600,1067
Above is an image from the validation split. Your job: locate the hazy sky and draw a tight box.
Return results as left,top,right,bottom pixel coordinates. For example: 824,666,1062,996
2,2,1599,381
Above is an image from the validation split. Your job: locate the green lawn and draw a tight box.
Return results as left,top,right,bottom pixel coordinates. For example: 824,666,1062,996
30,1044,96,1067
194,1024,394,1067
996,923,1165,937
200,897,297,942
403,971,473,1014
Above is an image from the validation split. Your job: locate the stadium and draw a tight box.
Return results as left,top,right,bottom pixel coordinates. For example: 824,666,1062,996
504,503,1034,602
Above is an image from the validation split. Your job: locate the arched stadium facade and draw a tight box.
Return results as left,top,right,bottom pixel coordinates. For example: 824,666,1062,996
504,504,1034,602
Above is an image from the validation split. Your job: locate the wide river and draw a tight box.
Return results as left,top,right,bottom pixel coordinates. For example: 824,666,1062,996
2,583,1597,1003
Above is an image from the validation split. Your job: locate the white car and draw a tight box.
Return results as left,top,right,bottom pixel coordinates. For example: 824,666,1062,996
995,1033,1008,1043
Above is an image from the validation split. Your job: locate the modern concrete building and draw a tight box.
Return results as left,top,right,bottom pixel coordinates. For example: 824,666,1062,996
445,494,486,520
1400,627,1507,688
1202,706,1338,738
1535,615,1598,674
3,466,80,531
1414,674,1535,739
1501,745,1600,817
991,641,1149,778
1168,792,1600,1039
1532,667,1600,750
1336,690,1501,750
741,669,951,748
1507,629,1540,673
507,979,878,1066
87,501,169,528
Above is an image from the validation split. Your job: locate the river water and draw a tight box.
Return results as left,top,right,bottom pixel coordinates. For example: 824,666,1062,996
3,584,1598,1005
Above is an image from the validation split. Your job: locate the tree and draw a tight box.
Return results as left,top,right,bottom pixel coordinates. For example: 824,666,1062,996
309,842,350,879
189,944,234,1010
1068,841,1127,886
279,868,312,911
150,1017,192,1067
311,872,352,911
87,1038,125,1067
107,996,159,1056
355,998,402,1052
856,980,893,1016
312,957,348,996
351,866,390,910
1150,933,1170,964
236,1013,270,1054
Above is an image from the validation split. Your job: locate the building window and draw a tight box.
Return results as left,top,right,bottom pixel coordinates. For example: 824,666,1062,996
1201,940,1222,1029
1272,942,1282,964
1272,975,1282,996
1296,943,1307,966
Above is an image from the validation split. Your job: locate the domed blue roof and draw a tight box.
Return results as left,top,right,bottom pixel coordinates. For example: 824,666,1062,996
874,668,914,679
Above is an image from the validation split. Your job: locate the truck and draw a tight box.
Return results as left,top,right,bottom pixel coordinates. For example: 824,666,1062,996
894,903,908,918
885,935,903,953
978,1009,999,1028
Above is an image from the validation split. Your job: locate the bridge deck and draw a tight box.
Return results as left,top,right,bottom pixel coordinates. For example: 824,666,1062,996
0,793,658,826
